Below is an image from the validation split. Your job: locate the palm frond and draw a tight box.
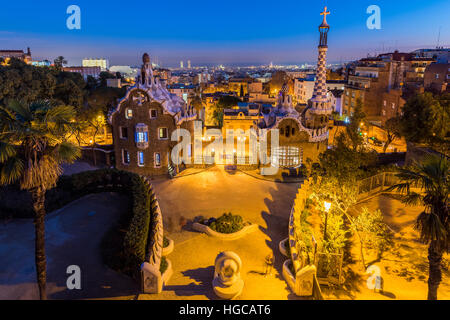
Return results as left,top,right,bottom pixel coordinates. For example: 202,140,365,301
51,142,81,164
415,211,447,245
0,142,17,163
399,192,423,206
0,156,24,185
6,100,32,122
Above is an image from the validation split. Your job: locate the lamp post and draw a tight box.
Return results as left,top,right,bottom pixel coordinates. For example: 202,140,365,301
323,201,331,241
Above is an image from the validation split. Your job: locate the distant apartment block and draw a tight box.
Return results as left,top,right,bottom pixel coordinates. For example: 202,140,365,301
63,66,101,79
82,58,109,71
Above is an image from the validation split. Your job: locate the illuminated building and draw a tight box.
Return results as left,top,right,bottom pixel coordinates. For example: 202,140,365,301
82,58,109,71
0,47,32,64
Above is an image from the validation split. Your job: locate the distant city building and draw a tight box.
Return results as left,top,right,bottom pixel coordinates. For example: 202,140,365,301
167,83,197,103
180,61,184,69
187,60,191,69
343,50,437,124
109,65,138,80
411,48,450,64
30,60,52,67
424,63,449,93
0,47,32,64
82,58,109,71
329,89,344,116
63,66,101,79
294,76,345,104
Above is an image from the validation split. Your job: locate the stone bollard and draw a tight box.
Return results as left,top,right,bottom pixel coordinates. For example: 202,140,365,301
141,262,163,294
212,251,244,300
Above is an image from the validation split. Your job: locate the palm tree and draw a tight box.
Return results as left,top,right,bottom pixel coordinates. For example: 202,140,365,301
0,100,80,299
389,154,449,300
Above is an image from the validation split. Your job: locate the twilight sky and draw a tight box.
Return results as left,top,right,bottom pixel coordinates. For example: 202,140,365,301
0,0,448,67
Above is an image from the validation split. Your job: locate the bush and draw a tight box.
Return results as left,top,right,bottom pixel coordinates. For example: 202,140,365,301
160,256,168,274
209,213,244,234
163,236,170,248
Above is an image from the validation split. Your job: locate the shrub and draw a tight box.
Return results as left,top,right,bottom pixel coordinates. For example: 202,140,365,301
209,213,244,234
160,256,168,274
163,236,170,248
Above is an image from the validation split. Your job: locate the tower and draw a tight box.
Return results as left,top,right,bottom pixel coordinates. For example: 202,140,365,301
277,83,293,114
138,53,156,87
187,60,191,69
180,60,184,69
306,6,332,128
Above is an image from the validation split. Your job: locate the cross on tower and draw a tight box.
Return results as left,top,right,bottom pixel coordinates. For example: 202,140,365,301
320,6,330,18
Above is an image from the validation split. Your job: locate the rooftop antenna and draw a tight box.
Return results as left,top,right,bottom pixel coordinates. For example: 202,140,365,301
437,26,442,48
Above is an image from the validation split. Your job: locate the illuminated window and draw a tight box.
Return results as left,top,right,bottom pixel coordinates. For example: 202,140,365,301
154,153,161,168
122,149,130,165
137,151,145,167
125,108,133,119
159,127,168,140
135,131,148,143
271,146,302,168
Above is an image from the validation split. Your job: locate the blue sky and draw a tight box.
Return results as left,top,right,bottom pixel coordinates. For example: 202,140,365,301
0,0,448,67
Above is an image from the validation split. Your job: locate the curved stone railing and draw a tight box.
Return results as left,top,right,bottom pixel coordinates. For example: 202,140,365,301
141,177,172,294
288,177,313,274
192,222,258,241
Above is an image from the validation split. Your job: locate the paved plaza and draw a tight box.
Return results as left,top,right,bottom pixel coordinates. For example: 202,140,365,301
0,166,448,300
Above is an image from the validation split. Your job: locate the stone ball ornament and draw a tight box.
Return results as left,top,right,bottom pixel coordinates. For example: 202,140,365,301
212,251,244,299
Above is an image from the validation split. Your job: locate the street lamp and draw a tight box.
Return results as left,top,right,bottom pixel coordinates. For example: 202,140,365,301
323,201,331,241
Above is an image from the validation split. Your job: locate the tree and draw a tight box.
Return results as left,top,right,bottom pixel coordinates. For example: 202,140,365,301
0,100,80,299
212,106,224,128
389,155,449,300
239,84,244,98
269,71,289,94
99,71,116,87
318,133,377,181
400,92,449,148
53,56,67,70
353,207,393,261
383,117,402,153
217,95,241,108
0,59,85,109
346,98,366,152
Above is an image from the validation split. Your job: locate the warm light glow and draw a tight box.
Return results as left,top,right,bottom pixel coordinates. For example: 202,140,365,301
324,201,331,212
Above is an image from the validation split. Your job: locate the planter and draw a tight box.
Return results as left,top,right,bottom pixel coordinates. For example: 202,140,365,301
282,259,296,294
162,237,174,256
279,238,289,257
162,259,173,286
192,222,258,241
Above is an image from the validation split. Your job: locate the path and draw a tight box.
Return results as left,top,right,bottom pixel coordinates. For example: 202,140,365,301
0,193,139,300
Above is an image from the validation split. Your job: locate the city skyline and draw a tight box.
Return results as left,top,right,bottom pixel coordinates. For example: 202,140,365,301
0,0,449,67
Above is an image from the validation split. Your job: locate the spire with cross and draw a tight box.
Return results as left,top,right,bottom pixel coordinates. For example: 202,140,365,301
320,6,330,25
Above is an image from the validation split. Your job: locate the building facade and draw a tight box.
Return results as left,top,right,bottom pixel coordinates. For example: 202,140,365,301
109,53,196,176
